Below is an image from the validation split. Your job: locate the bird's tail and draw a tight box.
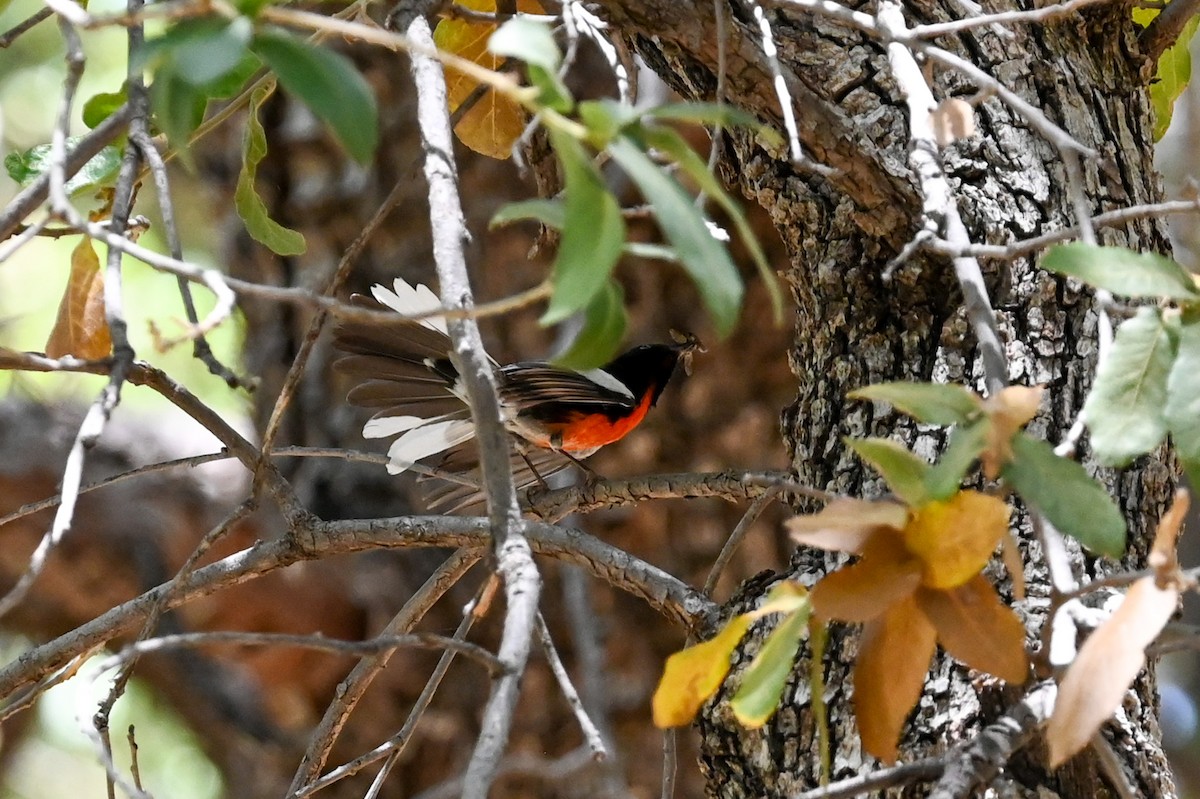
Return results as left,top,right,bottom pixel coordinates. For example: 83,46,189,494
333,278,572,513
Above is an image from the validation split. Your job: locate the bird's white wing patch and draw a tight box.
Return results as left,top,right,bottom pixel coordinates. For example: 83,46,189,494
577,368,634,399
371,278,448,334
363,415,427,439
385,419,476,475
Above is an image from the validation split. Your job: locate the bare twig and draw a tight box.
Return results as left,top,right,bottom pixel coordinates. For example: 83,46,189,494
703,486,781,598
287,549,482,792
407,14,540,799
536,612,608,760
1140,0,1200,64
0,6,52,47
789,759,944,799
908,0,1119,39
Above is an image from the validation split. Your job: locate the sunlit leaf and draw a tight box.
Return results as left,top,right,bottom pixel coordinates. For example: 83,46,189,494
82,89,126,129
1046,576,1178,766
732,605,811,727
1164,313,1200,486
846,437,931,508
915,577,1028,683
607,135,743,337
1083,307,1176,466
1002,434,1126,558
4,140,122,197
433,0,542,159
1041,243,1200,300
810,532,922,623
904,491,1009,590
1138,11,1200,141
45,237,112,360
748,580,811,619
234,85,306,256
540,130,625,324
652,614,753,728
854,596,937,764
552,280,627,369
849,382,981,426
787,498,908,554
252,28,379,164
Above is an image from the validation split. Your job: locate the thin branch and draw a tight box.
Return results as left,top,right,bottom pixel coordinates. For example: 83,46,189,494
0,6,52,47
908,0,1120,39
409,746,598,799
96,629,503,673
407,14,540,799
296,581,487,797
1139,0,1200,64
752,1,806,166
536,612,607,760
789,759,944,799
0,515,712,703
287,548,482,792
703,486,781,598
1088,732,1140,799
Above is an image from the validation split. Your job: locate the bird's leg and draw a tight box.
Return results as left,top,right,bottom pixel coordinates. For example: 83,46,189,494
519,449,551,491
559,449,603,486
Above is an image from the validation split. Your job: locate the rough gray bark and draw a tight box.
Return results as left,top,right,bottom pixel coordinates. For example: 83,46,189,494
589,0,1178,795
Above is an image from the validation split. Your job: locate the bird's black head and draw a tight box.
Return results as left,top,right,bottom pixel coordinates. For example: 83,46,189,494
602,334,702,406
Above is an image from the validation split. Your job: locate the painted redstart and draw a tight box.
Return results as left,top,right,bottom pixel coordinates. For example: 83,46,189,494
333,278,701,511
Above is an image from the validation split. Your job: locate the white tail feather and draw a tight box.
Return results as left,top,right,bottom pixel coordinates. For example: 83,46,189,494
363,415,428,439
371,278,448,334
385,418,475,475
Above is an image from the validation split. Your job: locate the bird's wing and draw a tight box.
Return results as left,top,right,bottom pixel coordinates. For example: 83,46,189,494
498,363,637,412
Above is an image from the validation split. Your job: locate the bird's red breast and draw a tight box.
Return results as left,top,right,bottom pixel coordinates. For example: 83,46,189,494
537,389,655,452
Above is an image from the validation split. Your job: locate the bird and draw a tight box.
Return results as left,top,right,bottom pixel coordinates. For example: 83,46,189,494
333,277,700,512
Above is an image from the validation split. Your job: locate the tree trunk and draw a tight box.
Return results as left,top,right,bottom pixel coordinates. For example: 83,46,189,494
591,0,1179,795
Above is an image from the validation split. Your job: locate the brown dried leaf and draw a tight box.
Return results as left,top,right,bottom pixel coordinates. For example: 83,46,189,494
787,498,908,554
811,532,922,623
904,490,1010,589
854,596,937,764
1149,488,1188,583
981,385,1044,478
915,576,1028,684
433,0,541,160
1046,576,1179,767
45,237,112,360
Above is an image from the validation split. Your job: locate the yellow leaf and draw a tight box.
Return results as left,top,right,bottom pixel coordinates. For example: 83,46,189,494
904,491,1009,589
433,0,541,160
788,498,908,554
853,596,937,764
1046,576,1178,767
980,385,1043,478
652,614,752,728
747,580,810,620
915,577,1028,684
811,532,922,623
45,237,112,360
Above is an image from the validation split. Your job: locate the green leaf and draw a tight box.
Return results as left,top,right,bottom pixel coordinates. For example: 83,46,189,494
1002,434,1126,558
1146,13,1200,141
846,437,932,508
150,67,208,163
637,125,781,325
924,420,988,500
139,17,254,87
488,17,571,111
553,280,628,369
1041,243,1199,300
1165,311,1200,479
252,28,379,164
608,135,744,336
4,140,122,196
235,85,306,256
578,99,639,145
644,102,783,146
731,604,811,727
622,242,679,261
540,130,625,325
488,16,561,72
1082,307,1177,466
490,198,565,230
82,90,126,129
849,382,982,426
